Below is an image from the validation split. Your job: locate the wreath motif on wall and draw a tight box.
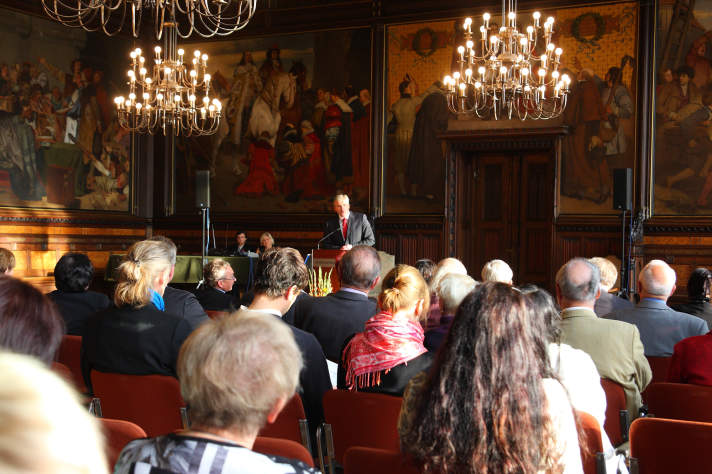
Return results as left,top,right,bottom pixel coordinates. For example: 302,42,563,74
571,13,606,47
413,28,438,57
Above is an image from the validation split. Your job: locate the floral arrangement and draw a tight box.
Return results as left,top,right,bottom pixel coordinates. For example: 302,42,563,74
308,267,333,297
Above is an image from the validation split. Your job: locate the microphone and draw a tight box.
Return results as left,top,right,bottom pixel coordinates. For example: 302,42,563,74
318,227,342,249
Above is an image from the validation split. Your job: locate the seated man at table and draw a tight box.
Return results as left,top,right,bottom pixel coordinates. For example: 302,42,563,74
321,194,375,250
225,231,254,257
196,258,241,312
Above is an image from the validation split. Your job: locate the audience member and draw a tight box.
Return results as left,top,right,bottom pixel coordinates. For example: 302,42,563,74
606,259,708,356
414,258,436,285
399,283,582,473
48,253,110,336
481,258,513,284
195,258,241,311
524,286,624,472
668,331,712,385
225,231,253,256
556,258,651,418
241,247,331,440
81,240,193,388
292,245,380,362
0,276,64,365
672,267,712,329
150,236,209,331
0,352,108,474
338,264,433,396
257,232,275,255
425,257,467,330
0,247,15,274
589,256,633,316
115,312,318,474
424,273,476,351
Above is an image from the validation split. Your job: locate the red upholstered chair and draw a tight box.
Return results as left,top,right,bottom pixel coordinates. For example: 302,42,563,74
576,410,606,474
56,335,87,393
343,447,420,474
644,382,712,423
51,361,75,387
253,436,315,467
258,393,310,450
206,310,229,320
100,418,147,469
629,417,712,474
317,390,403,474
600,378,629,446
644,356,672,386
90,371,188,437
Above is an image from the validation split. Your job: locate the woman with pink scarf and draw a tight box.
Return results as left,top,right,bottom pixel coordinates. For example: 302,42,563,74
337,264,433,396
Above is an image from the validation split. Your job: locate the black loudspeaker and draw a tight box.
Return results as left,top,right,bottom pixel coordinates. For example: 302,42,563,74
195,170,210,208
612,168,632,211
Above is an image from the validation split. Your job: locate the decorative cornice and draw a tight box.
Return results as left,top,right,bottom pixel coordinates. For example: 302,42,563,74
448,137,559,152
645,225,712,234
0,214,148,227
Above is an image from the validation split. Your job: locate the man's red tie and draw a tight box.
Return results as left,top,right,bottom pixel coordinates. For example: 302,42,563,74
342,218,348,240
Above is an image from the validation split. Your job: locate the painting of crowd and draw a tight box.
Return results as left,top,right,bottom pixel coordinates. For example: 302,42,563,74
655,3,712,215
0,55,130,211
176,30,372,213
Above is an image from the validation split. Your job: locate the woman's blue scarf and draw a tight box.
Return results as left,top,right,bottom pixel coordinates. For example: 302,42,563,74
149,289,165,311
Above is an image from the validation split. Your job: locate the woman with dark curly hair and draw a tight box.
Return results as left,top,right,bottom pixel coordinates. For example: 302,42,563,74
399,282,582,473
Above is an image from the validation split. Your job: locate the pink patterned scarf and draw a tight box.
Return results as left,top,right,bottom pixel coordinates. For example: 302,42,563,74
343,311,427,389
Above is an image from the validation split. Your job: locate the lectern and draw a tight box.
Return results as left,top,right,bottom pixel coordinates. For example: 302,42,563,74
311,249,346,292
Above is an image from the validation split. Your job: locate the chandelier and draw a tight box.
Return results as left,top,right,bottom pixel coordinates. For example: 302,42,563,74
41,0,257,39
113,21,222,136
444,2,571,120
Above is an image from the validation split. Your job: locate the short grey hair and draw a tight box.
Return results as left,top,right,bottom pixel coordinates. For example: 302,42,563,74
589,257,618,291
178,310,302,436
203,259,232,288
149,235,177,266
429,258,468,293
639,259,676,297
481,259,513,283
333,193,350,204
437,273,477,314
555,258,600,302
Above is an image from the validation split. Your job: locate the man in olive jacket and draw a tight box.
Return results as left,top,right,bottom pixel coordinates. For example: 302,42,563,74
556,258,652,420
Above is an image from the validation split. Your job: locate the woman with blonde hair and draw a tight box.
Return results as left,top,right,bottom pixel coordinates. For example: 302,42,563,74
257,232,275,255
81,240,193,387
337,264,433,395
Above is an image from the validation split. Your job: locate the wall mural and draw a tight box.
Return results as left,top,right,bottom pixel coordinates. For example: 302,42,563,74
0,8,132,212
176,29,372,214
655,0,712,215
385,2,639,215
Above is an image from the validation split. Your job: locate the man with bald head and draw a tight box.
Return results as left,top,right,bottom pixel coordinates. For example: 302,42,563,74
606,260,708,356
556,257,651,419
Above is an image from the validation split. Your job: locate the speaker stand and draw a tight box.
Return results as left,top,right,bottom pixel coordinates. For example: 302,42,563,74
201,207,209,266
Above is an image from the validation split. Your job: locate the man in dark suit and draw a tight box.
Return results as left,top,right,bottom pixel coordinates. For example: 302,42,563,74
589,257,634,316
195,258,241,311
225,231,253,256
48,252,110,336
292,245,380,362
241,247,331,444
606,259,709,356
321,194,375,250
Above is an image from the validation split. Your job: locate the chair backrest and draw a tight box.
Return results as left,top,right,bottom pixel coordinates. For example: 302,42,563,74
51,361,75,386
600,378,629,446
258,393,309,448
644,382,712,423
629,417,712,474
645,356,672,386
576,410,605,474
343,447,420,474
321,390,403,464
253,436,314,467
100,418,148,469
91,371,186,437
56,335,87,393
206,310,229,320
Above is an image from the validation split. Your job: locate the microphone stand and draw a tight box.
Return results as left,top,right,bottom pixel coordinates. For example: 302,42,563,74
317,227,342,250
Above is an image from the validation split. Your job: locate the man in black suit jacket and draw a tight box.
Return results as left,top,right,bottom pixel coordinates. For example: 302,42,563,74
195,259,241,311
224,231,254,256
292,245,380,362
321,194,375,250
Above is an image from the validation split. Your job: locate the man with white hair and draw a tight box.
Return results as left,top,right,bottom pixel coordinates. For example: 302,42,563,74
195,258,241,311
425,273,477,351
426,257,468,330
556,258,651,419
606,259,708,356
321,194,375,250
481,259,513,284
589,256,633,316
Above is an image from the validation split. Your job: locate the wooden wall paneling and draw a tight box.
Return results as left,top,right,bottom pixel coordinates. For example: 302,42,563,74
373,215,446,265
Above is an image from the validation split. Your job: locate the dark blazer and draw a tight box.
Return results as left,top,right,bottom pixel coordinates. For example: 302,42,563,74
81,303,194,390
195,286,241,312
224,244,254,257
163,285,209,331
673,300,712,331
47,290,110,336
668,332,712,386
606,298,709,356
322,212,375,249
292,289,379,362
594,291,634,317
337,334,434,396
